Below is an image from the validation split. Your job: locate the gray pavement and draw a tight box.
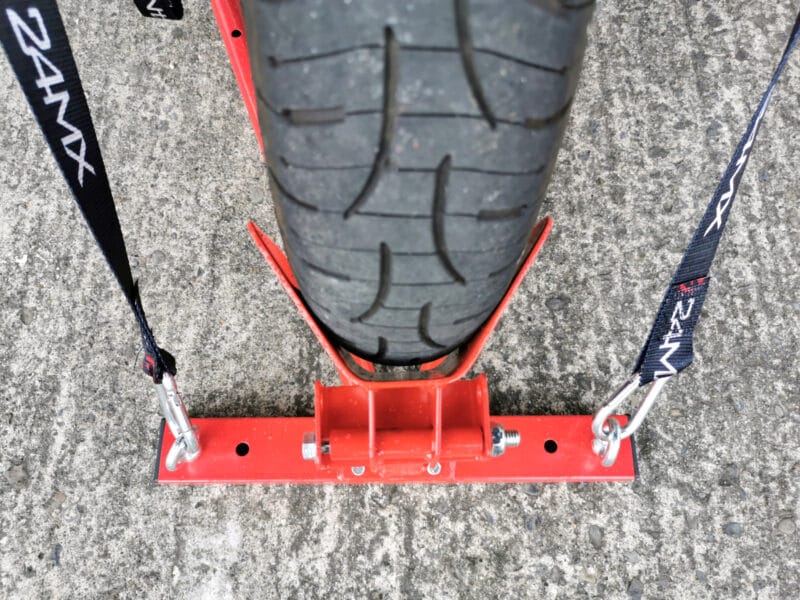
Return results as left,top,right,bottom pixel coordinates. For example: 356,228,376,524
1,1,799,598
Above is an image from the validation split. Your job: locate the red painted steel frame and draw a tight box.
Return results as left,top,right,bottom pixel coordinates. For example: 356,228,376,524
155,0,637,484
156,415,635,484
211,0,263,152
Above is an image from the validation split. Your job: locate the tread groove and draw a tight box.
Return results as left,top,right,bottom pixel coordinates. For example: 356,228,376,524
300,258,351,281
343,27,399,219
375,337,387,360
418,303,447,349
308,293,494,319
279,156,366,171
268,168,318,211
477,205,527,220
432,155,467,285
562,0,596,10
283,106,346,125
395,281,457,288
269,44,565,74
472,46,567,74
281,205,518,221
351,242,392,323
307,297,418,329
454,0,497,129
488,252,529,278
453,307,492,325
277,108,561,129
287,226,529,255
524,96,574,129
280,156,544,177
356,336,389,362
488,263,516,278
398,166,545,176
398,112,526,128
269,43,382,66
255,87,282,116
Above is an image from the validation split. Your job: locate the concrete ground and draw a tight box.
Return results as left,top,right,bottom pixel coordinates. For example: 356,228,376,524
1,1,799,598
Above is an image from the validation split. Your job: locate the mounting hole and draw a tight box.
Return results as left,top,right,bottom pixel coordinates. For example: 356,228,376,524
544,439,558,454
231,29,242,38
235,442,250,457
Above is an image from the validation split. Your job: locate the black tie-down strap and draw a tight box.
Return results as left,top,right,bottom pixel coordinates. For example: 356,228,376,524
591,8,800,467
633,9,800,386
0,0,175,382
133,0,183,20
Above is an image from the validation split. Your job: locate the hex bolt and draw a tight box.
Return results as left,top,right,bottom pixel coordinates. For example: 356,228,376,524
490,423,522,457
427,462,442,475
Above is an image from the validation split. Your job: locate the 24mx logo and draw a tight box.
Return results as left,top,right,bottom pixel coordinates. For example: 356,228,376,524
703,88,774,237
145,0,168,19
654,298,696,378
5,6,95,186
652,277,707,380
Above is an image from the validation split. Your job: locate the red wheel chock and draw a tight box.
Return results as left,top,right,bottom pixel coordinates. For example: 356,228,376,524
154,0,637,484
155,216,636,483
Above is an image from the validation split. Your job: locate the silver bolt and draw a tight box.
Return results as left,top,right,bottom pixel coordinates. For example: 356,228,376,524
351,465,366,476
490,423,522,457
427,462,442,475
301,432,316,461
505,430,521,448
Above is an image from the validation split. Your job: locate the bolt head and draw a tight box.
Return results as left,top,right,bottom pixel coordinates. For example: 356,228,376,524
427,462,442,475
491,424,506,457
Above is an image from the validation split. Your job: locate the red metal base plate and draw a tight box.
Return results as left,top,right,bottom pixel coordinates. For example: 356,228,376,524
155,416,636,484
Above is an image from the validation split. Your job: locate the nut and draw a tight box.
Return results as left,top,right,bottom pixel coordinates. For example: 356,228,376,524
301,432,316,461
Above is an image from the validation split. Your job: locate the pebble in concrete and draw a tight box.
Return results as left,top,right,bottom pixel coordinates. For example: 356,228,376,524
588,524,604,549
777,518,796,535
723,522,744,537
4,465,28,489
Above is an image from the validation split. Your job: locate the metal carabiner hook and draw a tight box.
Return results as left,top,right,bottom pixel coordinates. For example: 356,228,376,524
591,374,671,467
592,416,622,467
155,372,201,471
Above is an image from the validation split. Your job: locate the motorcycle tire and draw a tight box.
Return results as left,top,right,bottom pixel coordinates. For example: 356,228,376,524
240,0,594,365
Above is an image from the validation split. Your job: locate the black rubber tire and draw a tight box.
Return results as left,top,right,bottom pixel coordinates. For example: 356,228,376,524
241,0,594,365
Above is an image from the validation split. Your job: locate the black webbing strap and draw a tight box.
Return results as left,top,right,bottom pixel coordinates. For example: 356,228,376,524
133,0,183,20
634,9,800,385
0,0,175,382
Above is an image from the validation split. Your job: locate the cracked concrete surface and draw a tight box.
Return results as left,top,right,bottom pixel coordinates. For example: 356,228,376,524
1,1,798,598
